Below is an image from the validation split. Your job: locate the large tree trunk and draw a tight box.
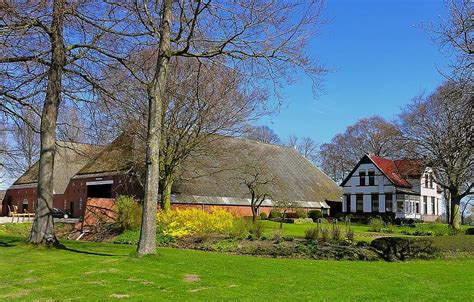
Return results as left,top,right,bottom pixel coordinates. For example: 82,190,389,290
29,0,66,246
450,193,461,230
137,0,172,256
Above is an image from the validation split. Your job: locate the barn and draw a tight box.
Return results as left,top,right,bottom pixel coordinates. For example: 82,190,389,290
2,134,342,217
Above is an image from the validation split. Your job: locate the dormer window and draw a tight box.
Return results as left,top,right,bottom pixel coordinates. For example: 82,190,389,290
359,170,366,186
368,170,375,186
424,174,429,188
429,174,433,189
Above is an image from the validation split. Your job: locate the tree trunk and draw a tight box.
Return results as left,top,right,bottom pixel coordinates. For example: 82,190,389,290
160,175,173,211
137,0,172,256
251,205,257,222
28,0,66,246
450,193,461,230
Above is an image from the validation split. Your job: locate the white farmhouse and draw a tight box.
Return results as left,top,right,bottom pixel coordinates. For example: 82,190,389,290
340,155,442,221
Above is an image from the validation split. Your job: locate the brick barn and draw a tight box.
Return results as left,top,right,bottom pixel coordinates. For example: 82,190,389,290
2,134,342,217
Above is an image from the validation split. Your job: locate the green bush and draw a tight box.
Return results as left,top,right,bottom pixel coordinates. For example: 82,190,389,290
308,210,323,221
465,228,474,235
296,209,308,219
269,209,282,219
271,229,283,242
320,228,330,242
116,195,142,231
259,212,268,220
346,228,355,242
332,226,342,241
304,226,319,241
229,218,251,239
369,218,384,232
249,221,264,239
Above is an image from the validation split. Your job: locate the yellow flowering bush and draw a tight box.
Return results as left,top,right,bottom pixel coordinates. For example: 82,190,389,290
157,207,236,239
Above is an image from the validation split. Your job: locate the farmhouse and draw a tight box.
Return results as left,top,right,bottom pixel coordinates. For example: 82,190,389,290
2,134,342,217
340,154,442,221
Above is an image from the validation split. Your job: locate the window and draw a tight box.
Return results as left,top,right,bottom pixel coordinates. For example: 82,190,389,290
359,170,366,186
345,194,351,212
429,175,433,189
371,193,379,212
431,197,436,214
397,200,404,212
368,170,375,186
416,202,419,213
356,194,363,212
423,196,428,214
385,193,393,212
424,174,429,188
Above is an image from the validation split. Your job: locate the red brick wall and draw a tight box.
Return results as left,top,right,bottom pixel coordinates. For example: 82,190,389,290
2,175,142,217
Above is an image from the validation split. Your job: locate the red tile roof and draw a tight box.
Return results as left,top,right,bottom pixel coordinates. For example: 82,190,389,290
369,156,425,188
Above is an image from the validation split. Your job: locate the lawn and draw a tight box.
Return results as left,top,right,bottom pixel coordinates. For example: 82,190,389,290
0,235,473,301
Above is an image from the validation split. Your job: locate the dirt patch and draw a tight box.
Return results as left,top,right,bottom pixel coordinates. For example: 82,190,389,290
83,268,119,275
183,274,200,283
23,278,37,284
188,287,209,292
127,277,154,285
110,294,130,299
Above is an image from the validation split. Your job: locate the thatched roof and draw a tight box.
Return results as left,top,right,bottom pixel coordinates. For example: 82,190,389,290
76,133,342,204
13,141,103,194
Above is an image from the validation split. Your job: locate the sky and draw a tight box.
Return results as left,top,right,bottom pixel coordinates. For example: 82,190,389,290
259,0,450,144
0,1,452,190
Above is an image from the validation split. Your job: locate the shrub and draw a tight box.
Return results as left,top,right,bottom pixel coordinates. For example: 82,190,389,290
308,210,322,221
285,212,299,219
269,209,282,219
296,209,308,219
384,223,396,234
157,207,235,239
346,228,355,242
294,218,314,224
271,229,283,242
332,225,342,241
369,218,384,232
320,228,330,242
249,221,264,239
465,228,474,235
116,195,142,230
259,212,268,220
370,237,436,261
304,226,319,241
229,218,251,239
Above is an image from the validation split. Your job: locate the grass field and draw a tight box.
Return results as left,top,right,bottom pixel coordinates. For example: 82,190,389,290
0,235,473,301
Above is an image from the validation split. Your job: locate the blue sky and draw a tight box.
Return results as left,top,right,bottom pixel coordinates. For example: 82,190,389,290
260,0,450,144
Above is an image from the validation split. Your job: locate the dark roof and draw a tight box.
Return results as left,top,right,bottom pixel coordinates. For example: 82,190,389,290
13,142,103,194
76,133,342,203
340,154,425,189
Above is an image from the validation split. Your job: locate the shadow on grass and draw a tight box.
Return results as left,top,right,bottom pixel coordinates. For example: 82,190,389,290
57,245,123,257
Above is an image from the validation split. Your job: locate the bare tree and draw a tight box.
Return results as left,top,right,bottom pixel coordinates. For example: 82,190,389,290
398,81,473,229
238,161,275,222
297,137,319,163
319,115,406,182
244,125,281,144
286,134,299,149
1,1,126,244
423,0,473,84
461,196,473,225
83,0,326,255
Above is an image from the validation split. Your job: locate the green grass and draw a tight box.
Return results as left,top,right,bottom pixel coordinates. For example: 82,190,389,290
0,235,473,301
